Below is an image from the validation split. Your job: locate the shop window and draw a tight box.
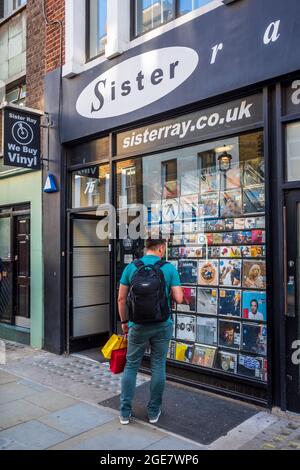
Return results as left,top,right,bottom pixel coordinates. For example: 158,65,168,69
116,131,268,382
162,159,178,198
87,0,107,60
133,0,214,37
0,0,26,18
71,164,110,208
0,216,11,259
286,122,300,182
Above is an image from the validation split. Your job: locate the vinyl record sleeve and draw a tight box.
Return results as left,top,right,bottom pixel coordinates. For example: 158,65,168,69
243,185,265,214
220,189,243,218
219,259,242,287
196,316,218,346
175,342,194,363
199,192,220,219
242,260,266,289
179,246,204,258
218,320,241,350
197,287,218,315
219,289,241,317
198,260,219,286
177,287,197,313
241,323,267,356
191,344,217,368
243,159,265,186
219,246,242,258
242,291,267,321
176,314,196,342
178,260,198,284
238,354,267,381
217,351,238,374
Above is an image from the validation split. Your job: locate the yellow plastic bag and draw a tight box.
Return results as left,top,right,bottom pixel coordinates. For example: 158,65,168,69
101,334,127,360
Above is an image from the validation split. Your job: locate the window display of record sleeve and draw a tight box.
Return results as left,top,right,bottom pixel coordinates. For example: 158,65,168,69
116,131,267,383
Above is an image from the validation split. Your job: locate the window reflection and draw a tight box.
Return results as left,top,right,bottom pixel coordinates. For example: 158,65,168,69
72,164,110,208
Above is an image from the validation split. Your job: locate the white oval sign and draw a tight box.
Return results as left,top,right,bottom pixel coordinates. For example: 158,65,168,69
76,47,199,119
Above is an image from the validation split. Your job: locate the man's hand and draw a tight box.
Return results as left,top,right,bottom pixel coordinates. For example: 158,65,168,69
121,323,129,335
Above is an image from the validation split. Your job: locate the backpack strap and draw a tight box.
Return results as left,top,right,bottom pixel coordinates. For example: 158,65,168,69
154,260,167,270
133,259,144,270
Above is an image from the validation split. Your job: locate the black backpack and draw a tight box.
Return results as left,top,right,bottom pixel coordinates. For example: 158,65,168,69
126,259,170,324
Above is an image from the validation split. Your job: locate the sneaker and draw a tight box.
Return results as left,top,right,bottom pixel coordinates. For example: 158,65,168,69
149,409,161,424
119,415,130,425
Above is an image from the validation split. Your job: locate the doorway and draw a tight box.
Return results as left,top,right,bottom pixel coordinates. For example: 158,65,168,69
68,211,111,353
285,190,300,413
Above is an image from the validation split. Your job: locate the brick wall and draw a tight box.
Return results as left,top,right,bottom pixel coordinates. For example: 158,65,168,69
44,0,65,74
26,0,46,111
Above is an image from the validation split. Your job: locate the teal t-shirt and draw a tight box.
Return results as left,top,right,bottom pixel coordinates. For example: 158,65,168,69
120,255,181,327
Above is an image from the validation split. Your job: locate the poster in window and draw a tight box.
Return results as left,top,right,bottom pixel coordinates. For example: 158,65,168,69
219,246,242,258
232,231,252,245
243,185,265,214
217,351,238,374
177,287,197,313
251,229,265,244
224,164,242,189
241,323,267,356
191,344,217,368
219,259,242,287
238,354,267,381
218,320,241,350
162,198,180,223
234,218,245,230
198,260,219,286
181,194,199,220
219,289,241,317
244,217,256,229
176,314,196,342
167,340,177,360
243,159,265,186
241,245,266,258
179,246,204,259
242,260,266,289
220,189,243,217
254,216,265,228
208,247,221,258
178,260,198,284
196,316,218,346
242,291,267,322
205,219,225,232
199,193,219,219
224,219,234,230
168,246,179,258
197,287,218,315
221,232,233,245
212,233,223,245
175,342,194,363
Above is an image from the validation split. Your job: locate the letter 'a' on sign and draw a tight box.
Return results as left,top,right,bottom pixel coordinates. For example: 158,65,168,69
44,173,58,193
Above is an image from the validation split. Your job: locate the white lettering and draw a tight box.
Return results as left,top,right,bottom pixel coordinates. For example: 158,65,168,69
263,20,281,45
238,101,253,120
291,340,300,365
211,43,223,64
291,80,300,106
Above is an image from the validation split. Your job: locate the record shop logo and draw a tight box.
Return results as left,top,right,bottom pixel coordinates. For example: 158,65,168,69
76,47,199,119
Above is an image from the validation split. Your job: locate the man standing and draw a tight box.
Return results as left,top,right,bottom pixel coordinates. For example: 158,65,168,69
118,238,183,425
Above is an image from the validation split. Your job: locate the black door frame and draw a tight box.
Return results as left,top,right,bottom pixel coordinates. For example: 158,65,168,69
285,190,300,413
66,208,112,354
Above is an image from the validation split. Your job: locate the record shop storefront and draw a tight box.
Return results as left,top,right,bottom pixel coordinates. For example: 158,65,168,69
43,0,300,413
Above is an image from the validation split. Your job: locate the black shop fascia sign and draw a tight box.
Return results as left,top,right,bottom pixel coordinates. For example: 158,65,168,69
3,106,41,170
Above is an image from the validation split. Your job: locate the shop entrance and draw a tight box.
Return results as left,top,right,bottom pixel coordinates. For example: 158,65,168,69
68,211,111,353
285,190,300,413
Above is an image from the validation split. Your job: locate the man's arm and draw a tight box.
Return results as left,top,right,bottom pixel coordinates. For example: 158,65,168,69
118,284,129,334
171,286,183,304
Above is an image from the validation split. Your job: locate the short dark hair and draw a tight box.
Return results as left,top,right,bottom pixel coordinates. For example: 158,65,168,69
251,299,258,307
145,238,167,250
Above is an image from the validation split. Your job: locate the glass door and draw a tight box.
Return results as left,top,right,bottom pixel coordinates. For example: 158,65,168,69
0,214,13,324
285,190,300,413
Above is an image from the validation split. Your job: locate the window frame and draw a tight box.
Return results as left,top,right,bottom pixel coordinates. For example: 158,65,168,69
86,0,107,63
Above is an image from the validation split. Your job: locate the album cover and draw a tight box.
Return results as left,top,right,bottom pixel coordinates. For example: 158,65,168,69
244,217,256,229
217,351,238,374
243,159,265,186
243,185,265,214
162,198,181,223
206,233,214,245
224,219,234,230
177,287,197,313
163,180,180,199
241,323,267,356
198,193,219,219
205,219,226,232
147,203,161,225
182,234,198,245
179,246,204,258
220,189,243,218
224,165,242,190
219,259,242,287
241,245,266,258
232,231,252,245
167,340,177,360
168,246,179,258
178,260,198,284
208,247,221,258
242,291,267,321
255,216,265,229
196,316,218,346
213,233,223,245
234,218,245,230
176,315,196,342
219,246,242,258
198,260,219,286
175,342,194,363
242,260,266,289
219,289,241,317
197,287,218,315
191,344,217,368
181,194,199,221
221,232,233,245
219,320,241,349
251,229,265,244
238,354,267,381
